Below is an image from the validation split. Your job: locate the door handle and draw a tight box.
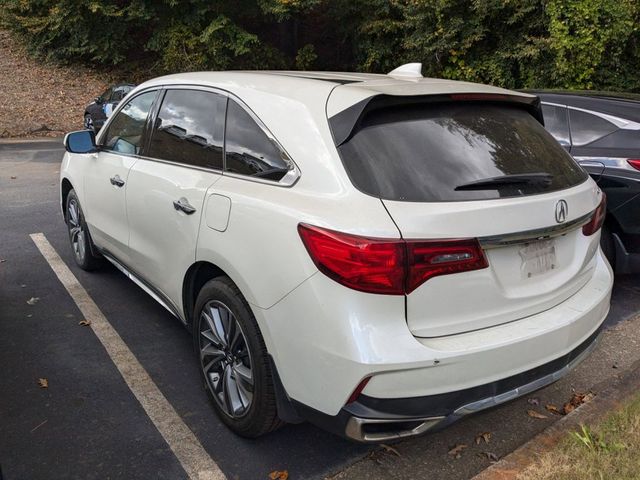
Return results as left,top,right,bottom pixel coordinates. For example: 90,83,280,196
110,175,125,187
173,197,196,215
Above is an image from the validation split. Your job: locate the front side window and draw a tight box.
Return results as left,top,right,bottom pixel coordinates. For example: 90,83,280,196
542,104,571,147
147,89,226,169
569,109,617,146
101,90,157,155
224,100,291,181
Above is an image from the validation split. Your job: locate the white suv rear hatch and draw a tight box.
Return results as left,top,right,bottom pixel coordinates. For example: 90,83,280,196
333,97,603,337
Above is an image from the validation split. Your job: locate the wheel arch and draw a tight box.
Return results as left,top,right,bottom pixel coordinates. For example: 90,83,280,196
182,261,228,327
61,177,74,220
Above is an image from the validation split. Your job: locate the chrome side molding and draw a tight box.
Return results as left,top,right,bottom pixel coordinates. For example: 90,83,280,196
100,250,185,323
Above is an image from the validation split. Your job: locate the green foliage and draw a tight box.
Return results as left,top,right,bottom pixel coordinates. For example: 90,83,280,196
1,0,639,91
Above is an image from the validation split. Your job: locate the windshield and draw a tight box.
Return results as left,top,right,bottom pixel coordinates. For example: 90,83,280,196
337,103,587,202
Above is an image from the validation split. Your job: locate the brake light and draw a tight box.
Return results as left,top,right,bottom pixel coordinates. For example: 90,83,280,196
582,194,607,236
628,159,640,171
298,224,488,295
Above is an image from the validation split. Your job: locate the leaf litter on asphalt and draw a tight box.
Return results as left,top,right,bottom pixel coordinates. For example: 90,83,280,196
527,409,548,419
475,432,492,445
448,443,468,458
78,320,91,326
38,378,48,388
380,443,401,456
26,297,39,305
268,471,288,480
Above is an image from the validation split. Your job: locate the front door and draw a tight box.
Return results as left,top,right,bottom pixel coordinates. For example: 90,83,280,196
84,89,158,264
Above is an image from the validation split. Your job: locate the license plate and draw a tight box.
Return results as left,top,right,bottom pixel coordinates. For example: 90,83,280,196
519,239,556,278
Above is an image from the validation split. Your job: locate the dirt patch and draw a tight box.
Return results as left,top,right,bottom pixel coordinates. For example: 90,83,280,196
0,30,114,138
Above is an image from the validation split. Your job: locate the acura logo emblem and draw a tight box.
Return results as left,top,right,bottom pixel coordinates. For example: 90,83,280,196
555,200,568,223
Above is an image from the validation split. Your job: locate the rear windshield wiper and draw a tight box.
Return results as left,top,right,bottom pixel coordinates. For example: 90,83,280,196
454,173,553,191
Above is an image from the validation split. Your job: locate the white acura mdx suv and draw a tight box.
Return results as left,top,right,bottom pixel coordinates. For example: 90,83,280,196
61,64,613,442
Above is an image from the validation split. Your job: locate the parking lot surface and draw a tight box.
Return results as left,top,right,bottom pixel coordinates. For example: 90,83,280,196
1,140,639,480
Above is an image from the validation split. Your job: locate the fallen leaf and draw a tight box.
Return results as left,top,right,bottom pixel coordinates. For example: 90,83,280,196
268,471,288,480
527,397,540,406
20,284,26,288
475,432,491,445
479,451,499,462
527,409,548,419
78,320,91,326
0,258,6,263
26,297,39,305
10,176,16,179
38,378,48,388
563,402,576,415
448,443,468,457
545,404,563,415
380,443,401,457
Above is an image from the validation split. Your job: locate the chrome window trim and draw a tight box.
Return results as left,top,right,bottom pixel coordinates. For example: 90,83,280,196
479,210,593,249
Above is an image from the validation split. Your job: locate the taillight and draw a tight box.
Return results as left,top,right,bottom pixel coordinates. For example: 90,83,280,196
406,240,489,293
628,159,640,171
582,194,607,236
298,224,488,295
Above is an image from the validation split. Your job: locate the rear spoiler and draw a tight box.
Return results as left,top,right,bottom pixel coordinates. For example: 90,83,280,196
328,93,543,147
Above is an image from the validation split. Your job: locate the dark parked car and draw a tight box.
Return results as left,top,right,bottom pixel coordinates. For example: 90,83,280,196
84,83,135,132
531,91,640,273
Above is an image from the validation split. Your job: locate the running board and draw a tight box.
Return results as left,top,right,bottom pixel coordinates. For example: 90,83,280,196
100,250,185,323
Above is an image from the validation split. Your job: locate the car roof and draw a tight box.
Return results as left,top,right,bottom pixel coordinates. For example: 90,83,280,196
527,90,640,123
137,70,535,117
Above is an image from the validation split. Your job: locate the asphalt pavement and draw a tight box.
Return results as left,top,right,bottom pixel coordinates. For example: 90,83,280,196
1,139,639,480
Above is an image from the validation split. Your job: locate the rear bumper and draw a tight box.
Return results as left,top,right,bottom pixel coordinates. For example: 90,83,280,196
349,326,600,441
261,250,612,441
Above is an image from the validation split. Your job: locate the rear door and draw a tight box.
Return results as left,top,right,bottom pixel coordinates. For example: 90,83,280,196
125,88,226,310
85,89,158,264
336,100,602,337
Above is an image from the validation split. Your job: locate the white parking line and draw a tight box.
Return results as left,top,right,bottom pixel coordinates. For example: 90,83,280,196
30,233,226,480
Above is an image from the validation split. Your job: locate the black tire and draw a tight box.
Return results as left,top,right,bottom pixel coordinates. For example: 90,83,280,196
193,276,283,437
600,224,616,270
65,189,102,271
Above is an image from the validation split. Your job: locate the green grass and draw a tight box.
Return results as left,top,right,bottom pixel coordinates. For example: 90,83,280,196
518,394,640,480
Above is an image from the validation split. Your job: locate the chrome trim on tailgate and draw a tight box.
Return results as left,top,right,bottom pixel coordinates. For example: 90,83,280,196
479,211,592,249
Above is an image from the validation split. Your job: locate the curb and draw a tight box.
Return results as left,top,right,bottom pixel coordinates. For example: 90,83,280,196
471,356,640,480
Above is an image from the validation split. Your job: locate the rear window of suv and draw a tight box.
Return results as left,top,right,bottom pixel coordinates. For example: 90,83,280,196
337,103,588,202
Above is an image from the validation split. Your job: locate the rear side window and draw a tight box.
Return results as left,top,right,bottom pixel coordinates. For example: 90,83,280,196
102,90,157,155
148,89,226,170
542,104,571,147
338,103,587,202
224,99,291,181
569,109,617,146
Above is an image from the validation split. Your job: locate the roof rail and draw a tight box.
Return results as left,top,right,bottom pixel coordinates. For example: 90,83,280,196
388,63,423,79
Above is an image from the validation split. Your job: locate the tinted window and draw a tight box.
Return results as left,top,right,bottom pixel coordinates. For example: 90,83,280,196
102,90,156,155
569,109,617,146
542,104,570,147
148,89,226,169
338,103,587,202
225,100,291,181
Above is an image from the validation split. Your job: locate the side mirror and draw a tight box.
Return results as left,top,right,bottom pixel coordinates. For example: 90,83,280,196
95,96,103,104
64,130,97,154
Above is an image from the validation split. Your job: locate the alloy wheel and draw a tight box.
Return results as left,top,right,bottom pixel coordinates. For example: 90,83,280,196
199,300,254,418
67,199,86,262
